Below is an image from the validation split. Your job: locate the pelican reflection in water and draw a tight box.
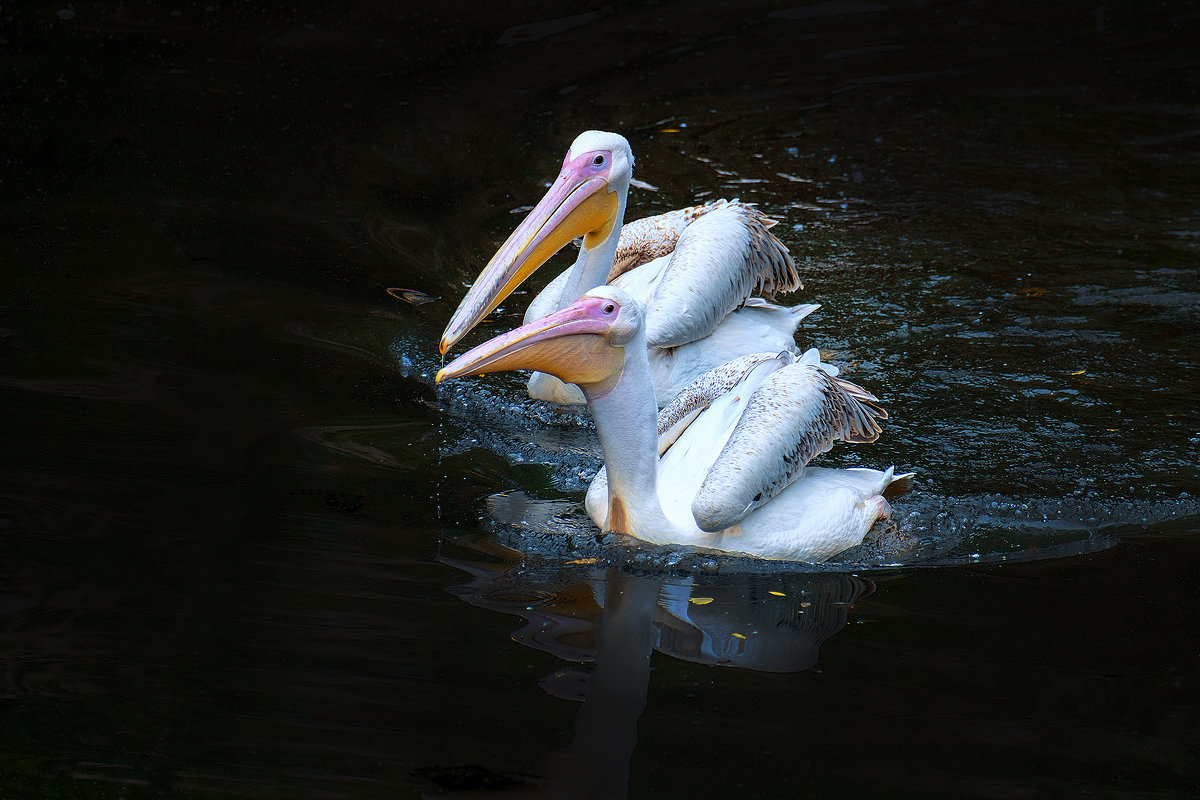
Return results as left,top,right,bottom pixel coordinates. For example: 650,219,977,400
426,539,872,799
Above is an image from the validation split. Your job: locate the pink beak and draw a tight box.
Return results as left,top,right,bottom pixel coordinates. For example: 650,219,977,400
439,152,618,354
436,295,624,390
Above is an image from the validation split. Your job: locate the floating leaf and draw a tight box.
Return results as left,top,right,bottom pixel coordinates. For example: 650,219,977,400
387,287,439,305
564,558,597,565
1069,369,1087,376
689,597,714,605
731,632,747,639
768,590,786,597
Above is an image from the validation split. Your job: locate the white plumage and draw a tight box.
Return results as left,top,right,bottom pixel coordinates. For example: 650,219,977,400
438,285,912,563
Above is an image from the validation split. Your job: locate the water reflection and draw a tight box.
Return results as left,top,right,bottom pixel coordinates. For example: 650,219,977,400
653,572,870,672
436,539,870,798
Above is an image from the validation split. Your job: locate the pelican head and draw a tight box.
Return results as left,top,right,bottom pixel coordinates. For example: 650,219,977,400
439,131,634,355
436,285,642,398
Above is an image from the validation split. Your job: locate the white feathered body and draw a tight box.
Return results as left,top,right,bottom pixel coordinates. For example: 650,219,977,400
585,347,910,562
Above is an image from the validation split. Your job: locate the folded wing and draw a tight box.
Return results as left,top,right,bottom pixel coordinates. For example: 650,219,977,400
690,349,888,532
642,202,802,348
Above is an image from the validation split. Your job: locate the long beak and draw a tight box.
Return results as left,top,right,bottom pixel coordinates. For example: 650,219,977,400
439,160,620,355
436,295,624,391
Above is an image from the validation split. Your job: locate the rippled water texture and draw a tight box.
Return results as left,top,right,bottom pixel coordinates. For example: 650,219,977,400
3,2,1199,798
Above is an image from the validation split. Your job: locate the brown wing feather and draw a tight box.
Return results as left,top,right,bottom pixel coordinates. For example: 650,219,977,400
607,200,730,282
741,205,802,300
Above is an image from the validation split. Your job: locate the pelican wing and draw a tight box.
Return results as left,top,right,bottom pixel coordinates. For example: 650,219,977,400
588,345,790,522
656,351,792,455
606,200,730,282
643,202,801,349
691,350,888,533
647,300,820,406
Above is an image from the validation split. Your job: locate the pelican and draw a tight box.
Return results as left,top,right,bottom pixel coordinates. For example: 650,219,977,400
437,285,912,562
439,130,814,406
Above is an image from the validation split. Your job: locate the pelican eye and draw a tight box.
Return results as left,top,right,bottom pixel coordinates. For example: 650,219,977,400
592,154,605,166
603,302,616,314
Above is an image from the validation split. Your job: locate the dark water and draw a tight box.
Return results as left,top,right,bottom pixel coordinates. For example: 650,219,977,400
4,2,1199,798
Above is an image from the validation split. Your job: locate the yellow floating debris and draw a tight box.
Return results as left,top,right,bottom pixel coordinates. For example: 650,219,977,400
689,597,714,605
768,591,786,597
564,558,598,565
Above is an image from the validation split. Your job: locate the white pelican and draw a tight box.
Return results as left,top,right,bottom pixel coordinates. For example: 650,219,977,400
436,285,912,563
439,130,814,406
